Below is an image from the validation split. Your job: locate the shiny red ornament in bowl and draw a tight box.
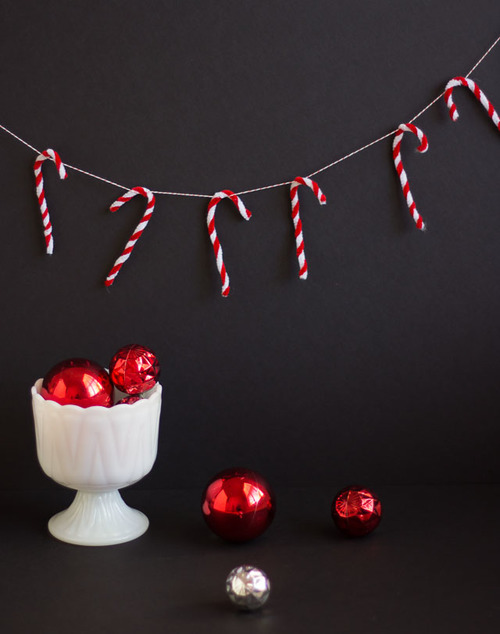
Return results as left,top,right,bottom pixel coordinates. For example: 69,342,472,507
201,468,275,542
331,486,382,537
40,358,113,408
115,395,141,405
109,344,160,395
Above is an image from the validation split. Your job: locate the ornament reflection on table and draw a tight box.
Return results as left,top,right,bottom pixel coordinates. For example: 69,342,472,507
226,565,271,611
32,351,162,546
201,468,275,542
331,486,382,537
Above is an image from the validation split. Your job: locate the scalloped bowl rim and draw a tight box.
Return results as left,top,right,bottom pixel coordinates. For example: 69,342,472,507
31,378,162,415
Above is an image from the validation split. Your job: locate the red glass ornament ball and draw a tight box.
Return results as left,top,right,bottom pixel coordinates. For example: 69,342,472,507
41,358,113,408
201,468,276,542
115,395,141,405
332,486,382,537
109,344,160,395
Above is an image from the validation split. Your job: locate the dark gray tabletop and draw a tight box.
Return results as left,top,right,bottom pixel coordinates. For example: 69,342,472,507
2,485,499,634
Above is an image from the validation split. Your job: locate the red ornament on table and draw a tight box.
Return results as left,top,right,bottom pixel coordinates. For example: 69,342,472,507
41,358,113,408
201,468,275,542
331,486,382,537
109,344,160,395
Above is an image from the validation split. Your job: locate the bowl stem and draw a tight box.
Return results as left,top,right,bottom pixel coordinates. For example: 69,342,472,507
48,489,149,546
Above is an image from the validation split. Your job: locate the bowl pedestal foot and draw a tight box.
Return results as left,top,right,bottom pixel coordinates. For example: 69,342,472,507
48,489,149,546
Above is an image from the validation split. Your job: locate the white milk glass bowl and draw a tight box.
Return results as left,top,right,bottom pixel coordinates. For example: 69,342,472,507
31,379,162,546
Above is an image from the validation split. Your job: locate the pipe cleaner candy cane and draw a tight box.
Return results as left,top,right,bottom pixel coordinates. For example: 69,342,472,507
105,186,156,287
290,176,327,280
444,76,500,130
33,149,67,254
392,123,428,231
207,190,252,297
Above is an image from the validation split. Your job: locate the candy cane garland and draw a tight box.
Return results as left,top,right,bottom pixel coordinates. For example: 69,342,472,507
33,149,67,254
105,186,156,287
290,177,327,280
392,123,429,231
15,35,498,293
207,190,252,297
444,76,500,130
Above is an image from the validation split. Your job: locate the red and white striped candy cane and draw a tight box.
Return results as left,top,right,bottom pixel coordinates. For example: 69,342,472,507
105,186,156,287
207,190,252,297
444,76,500,130
33,148,67,254
392,123,428,231
290,176,327,280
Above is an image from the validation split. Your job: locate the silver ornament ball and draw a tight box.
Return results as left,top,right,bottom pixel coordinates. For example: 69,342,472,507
225,565,271,611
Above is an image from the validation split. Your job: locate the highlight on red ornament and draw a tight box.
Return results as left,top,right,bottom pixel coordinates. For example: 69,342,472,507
41,358,113,408
331,485,382,537
201,468,275,542
109,344,160,395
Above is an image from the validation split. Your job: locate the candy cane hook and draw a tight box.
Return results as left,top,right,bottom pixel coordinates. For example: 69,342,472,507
392,123,428,231
105,186,156,287
207,190,252,297
290,176,327,280
444,76,500,130
33,148,67,254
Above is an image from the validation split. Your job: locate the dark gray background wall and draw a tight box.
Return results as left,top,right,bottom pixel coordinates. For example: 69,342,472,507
1,0,499,489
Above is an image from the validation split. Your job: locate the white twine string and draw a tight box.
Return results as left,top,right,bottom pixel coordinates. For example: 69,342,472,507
0,34,498,200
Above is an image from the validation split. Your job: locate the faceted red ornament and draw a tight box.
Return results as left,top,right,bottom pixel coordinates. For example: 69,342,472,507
41,358,113,408
109,344,160,395
201,468,275,542
115,395,141,405
332,486,382,537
